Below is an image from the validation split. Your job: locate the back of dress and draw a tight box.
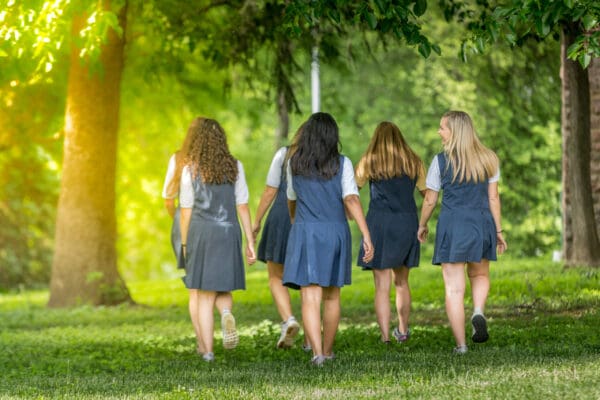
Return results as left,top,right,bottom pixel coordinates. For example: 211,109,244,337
184,177,245,291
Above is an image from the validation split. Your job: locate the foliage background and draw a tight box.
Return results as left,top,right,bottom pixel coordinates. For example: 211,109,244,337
0,1,561,288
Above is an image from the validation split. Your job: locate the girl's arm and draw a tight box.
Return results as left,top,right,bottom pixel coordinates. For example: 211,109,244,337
417,189,439,243
179,207,192,261
287,200,296,224
165,199,176,219
237,203,257,265
488,182,507,254
252,186,278,238
344,194,374,263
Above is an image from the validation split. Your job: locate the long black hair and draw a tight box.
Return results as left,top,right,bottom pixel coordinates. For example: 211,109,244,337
289,112,341,179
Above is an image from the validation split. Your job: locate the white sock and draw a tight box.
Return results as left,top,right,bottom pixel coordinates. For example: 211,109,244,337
473,307,483,316
222,308,231,315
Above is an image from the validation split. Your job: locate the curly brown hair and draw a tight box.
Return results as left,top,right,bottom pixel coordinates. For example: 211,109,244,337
182,117,238,184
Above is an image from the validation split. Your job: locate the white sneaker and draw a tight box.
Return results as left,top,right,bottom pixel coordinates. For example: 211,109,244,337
277,317,300,349
453,345,468,355
202,352,215,362
221,312,239,350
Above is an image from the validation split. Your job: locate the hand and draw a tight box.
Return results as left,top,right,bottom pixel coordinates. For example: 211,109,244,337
496,232,507,254
245,242,257,265
361,237,374,263
252,222,261,240
417,225,429,243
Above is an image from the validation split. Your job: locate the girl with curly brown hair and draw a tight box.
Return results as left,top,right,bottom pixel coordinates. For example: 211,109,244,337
161,118,236,359
179,117,256,362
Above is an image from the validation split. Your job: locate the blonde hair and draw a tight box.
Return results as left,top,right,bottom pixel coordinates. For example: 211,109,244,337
183,117,238,184
442,111,498,183
355,121,424,186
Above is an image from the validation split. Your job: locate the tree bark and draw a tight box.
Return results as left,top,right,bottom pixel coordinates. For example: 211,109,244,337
48,1,131,306
275,86,289,149
560,24,600,267
589,58,600,244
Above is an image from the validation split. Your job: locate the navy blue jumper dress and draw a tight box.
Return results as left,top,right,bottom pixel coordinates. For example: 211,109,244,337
183,175,246,291
358,176,420,269
283,156,352,290
433,153,497,265
257,148,291,264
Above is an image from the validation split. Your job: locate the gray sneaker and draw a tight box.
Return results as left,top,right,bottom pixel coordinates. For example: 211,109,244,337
392,327,410,343
277,317,300,349
471,314,489,343
310,355,325,366
202,352,215,362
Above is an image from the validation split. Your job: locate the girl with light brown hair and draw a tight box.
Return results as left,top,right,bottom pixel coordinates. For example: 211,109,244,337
418,111,507,354
355,121,426,344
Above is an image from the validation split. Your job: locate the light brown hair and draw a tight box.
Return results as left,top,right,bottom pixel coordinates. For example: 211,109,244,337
355,121,424,187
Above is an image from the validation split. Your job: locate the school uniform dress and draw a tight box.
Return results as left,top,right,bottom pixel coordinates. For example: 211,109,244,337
257,147,291,264
428,152,498,265
162,153,183,269
283,156,357,290
358,176,421,269
179,161,248,291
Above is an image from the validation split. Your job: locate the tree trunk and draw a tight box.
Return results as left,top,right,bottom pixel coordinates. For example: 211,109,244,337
48,1,131,306
589,57,600,243
560,25,600,267
275,86,289,149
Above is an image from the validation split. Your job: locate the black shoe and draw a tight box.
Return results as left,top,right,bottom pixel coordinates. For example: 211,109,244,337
471,314,489,343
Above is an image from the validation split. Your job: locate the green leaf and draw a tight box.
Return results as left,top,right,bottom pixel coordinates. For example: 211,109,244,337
374,0,386,13
535,17,551,37
582,15,597,31
418,41,431,58
564,0,574,8
566,40,583,59
365,11,377,29
581,53,591,68
431,43,442,55
414,0,427,17
460,41,468,62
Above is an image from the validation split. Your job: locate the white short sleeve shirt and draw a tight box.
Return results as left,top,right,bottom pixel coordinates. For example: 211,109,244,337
286,156,359,200
179,160,249,208
266,147,288,188
161,154,177,199
426,154,500,192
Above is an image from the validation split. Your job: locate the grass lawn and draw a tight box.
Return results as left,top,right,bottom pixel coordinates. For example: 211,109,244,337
1,256,599,399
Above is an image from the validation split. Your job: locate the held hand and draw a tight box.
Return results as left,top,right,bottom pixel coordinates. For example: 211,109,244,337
251,222,261,240
417,225,429,243
361,237,374,263
246,242,257,265
496,232,508,254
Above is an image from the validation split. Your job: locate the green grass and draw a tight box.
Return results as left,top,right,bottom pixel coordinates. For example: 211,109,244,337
1,257,599,399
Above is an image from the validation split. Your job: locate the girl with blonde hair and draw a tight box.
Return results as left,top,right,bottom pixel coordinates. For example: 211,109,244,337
418,111,507,354
178,117,256,362
355,121,426,344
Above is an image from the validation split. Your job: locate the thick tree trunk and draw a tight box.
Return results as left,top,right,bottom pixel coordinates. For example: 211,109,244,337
48,1,131,306
589,58,600,242
560,25,600,267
